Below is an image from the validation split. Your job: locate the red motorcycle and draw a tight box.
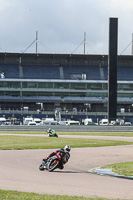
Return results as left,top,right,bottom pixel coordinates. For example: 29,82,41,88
39,152,62,172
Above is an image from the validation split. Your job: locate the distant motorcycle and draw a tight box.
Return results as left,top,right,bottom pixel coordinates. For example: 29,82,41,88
39,152,62,172
47,129,58,137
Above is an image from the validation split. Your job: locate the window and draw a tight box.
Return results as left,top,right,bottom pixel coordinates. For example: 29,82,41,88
54,82,69,89
71,83,86,90
38,82,46,88
87,83,103,90
118,83,133,91
22,82,37,88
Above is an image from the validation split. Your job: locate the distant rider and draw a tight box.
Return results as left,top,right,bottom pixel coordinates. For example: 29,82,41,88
43,145,71,169
47,128,56,137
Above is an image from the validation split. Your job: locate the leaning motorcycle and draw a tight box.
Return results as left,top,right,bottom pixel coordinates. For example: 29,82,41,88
39,152,62,172
47,130,58,137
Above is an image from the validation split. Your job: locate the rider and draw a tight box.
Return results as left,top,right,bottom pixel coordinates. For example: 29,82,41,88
43,145,71,169
47,128,56,137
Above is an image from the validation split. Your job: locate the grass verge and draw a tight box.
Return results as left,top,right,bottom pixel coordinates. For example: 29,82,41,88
101,161,133,177
0,190,115,200
0,135,133,150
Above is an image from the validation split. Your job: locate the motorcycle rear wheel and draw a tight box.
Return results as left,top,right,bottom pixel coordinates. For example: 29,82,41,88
55,134,58,137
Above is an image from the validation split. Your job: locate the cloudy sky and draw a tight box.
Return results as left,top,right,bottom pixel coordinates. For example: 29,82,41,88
0,0,133,55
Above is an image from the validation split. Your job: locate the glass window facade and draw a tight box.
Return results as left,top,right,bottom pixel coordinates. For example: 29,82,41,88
22,82,37,88
118,93,133,98
118,83,133,91
87,83,104,90
71,83,86,90
5,91,20,96
38,82,46,88
0,80,132,99
54,82,69,89
0,81,20,88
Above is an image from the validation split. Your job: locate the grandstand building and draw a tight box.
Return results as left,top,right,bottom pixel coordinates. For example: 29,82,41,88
0,52,133,121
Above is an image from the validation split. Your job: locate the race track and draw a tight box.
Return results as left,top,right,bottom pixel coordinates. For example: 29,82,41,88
0,135,133,199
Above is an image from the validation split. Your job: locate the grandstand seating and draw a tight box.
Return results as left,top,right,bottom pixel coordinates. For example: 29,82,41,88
117,66,133,80
22,65,60,79
63,65,101,80
102,65,133,81
0,64,19,78
0,63,133,81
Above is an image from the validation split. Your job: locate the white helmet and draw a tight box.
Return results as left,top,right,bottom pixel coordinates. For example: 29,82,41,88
64,145,71,152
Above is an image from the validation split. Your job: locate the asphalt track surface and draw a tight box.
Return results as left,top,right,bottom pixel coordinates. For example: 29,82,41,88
0,134,133,199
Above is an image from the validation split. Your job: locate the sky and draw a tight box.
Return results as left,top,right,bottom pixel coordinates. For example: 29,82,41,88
0,0,133,55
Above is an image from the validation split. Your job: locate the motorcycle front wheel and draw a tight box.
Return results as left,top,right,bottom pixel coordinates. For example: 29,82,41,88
47,159,60,172
39,164,45,171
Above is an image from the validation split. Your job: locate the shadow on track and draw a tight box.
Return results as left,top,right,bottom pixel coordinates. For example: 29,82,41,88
52,170,88,174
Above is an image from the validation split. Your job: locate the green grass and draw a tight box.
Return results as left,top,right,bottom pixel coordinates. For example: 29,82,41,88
1,131,133,137
0,135,133,150
101,161,133,177
0,190,116,200
58,132,133,137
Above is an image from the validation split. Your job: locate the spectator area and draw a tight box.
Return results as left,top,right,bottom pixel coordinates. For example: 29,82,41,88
0,64,19,78
22,65,60,79
0,63,133,81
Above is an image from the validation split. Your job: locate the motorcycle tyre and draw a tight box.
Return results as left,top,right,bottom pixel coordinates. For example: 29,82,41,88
39,164,45,171
47,159,60,172
55,134,58,137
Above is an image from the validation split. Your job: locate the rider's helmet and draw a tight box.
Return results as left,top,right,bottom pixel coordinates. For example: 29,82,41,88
48,128,52,132
64,145,71,152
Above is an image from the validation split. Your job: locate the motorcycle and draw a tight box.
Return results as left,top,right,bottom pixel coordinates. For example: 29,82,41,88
47,130,58,137
39,152,62,172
